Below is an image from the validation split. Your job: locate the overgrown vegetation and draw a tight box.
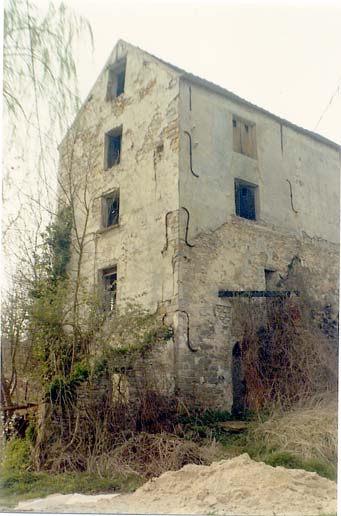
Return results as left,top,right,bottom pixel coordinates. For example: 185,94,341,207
1,179,337,506
232,259,338,412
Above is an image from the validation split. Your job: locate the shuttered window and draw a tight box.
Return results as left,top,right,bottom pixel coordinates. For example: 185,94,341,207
233,117,257,159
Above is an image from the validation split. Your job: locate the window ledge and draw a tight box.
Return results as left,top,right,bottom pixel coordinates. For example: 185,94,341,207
104,163,121,172
231,214,270,228
97,224,120,235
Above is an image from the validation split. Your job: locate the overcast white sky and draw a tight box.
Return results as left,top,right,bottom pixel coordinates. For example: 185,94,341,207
61,0,341,144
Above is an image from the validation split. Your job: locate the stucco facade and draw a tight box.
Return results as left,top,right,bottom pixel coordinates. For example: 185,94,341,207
59,40,339,411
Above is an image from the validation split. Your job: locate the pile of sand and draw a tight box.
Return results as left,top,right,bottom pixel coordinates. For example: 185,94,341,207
16,453,336,515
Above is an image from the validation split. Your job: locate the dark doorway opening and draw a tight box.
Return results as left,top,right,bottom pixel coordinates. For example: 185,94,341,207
232,342,247,417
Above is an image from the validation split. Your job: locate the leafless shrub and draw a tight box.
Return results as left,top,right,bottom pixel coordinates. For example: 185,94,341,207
234,295,337,412
88,432,217,479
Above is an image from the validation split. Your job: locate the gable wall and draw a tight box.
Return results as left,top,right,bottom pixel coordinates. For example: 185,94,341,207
59,42,181,313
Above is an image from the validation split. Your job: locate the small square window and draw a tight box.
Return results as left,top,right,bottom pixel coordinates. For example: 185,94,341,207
105,127,122,169
102,266,117,312
235,180,257,220
232,117,256,159
102,190,119,228
265,269,279,290
106,60,126,100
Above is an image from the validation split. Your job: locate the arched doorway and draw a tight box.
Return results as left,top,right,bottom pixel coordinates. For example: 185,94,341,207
231,342,246,417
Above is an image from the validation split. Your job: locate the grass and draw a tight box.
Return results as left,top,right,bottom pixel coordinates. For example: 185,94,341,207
0,470,144,509
214,432,336,481
211,395,337,482
1,394,336,510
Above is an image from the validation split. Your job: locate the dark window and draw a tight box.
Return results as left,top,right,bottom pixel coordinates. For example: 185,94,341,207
235,180,257,220
265,269,276,290
116,69,125,97
106,60,126,100
232,117,256,158
102,191,119,228
105,127,122,169
102,266,117,311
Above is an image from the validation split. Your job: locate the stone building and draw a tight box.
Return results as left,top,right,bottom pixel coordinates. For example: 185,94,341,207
59,40,339,411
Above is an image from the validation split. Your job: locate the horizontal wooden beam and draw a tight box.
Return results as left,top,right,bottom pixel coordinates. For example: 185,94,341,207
218,290,299,298
0,402,39,412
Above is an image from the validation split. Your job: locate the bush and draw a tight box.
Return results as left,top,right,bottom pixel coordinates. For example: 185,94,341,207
1,438,31,474
93,432,217,479
233,279,338,412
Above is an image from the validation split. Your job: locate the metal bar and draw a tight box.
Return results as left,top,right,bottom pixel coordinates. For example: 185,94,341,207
218,290,299,298
181,206,195,248
286,179,299,214
184,130,199,178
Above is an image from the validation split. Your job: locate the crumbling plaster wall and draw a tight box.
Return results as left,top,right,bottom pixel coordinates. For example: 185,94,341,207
174,78,339,410
59,41,181,314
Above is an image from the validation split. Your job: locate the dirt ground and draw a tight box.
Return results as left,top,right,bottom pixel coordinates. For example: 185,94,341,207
16,454,336,515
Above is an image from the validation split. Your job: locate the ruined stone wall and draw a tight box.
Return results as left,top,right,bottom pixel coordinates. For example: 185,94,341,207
58,41,181,314
175,221,338,410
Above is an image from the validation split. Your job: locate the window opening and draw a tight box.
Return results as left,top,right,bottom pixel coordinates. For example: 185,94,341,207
105,127,122,169
102,266,117,312
116,69,125,97
264,269,280,290
102,191,119,228
232,117,256,158
235,180,257,220
106,60,126,100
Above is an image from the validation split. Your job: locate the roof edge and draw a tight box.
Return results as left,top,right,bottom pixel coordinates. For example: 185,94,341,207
179,74,339,151
134,42,339,150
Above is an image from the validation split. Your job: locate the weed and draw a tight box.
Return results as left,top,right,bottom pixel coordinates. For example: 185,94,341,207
264,451,336,480
1,438,31,474
0,471,143,509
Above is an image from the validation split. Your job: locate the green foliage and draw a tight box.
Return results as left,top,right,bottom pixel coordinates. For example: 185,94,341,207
215,431,336,481
96,305,173,372
178,410,233,427
177,410,238,441
4,0,92,125
263,451,336,480
28,207,75,387
26,422,37,444
44,206,72,283
1,438,31,474
46,362,89,405
0,471,143,508
31,207,72,298
264,451,304,469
